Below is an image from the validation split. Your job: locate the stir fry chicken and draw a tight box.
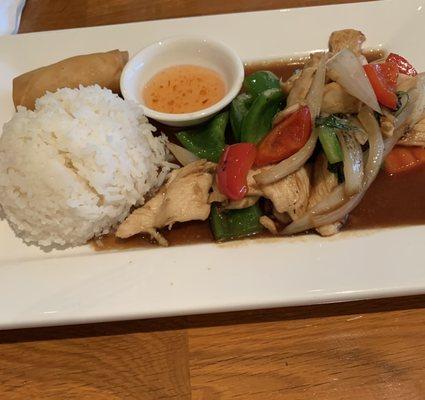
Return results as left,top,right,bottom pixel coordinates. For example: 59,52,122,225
116,160,215,245
329,29,366,59
117,28,425,245
280,71,301,96
286,53,322,108
321,82,361,114
259,216,279,234
209,166,310,220
260,166,310,220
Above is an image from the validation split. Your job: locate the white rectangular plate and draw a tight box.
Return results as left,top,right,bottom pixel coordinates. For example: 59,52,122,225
1,0,424,330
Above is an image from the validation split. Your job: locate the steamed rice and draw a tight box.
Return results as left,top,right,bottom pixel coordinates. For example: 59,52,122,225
0,85,174,247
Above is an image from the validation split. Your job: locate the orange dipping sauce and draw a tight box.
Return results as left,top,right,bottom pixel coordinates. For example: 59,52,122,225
143,65,226,114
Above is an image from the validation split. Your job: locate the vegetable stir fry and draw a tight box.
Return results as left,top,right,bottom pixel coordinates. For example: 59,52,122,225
117,29,425,245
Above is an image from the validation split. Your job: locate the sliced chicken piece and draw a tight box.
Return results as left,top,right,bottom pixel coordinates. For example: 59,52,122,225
116,160,215,245
259,216,278,235
208,166,311,221
308,155,338,207
399,116,425,146
321,82,361,114
329,29,366,58
226,196,260,210
258,166,311,221
315,219,346,237
308,154,343,236
118,190,168,245
286,53,322,107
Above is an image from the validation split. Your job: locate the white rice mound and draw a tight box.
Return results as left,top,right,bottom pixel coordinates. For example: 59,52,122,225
0,85,173,247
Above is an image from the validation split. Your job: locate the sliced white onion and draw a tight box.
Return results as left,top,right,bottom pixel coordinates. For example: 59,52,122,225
283,76,425,236
337,130,364,196
312,187,361,228
282,107,383,235
347,115,368,145
357,107,385,174
312,107,384,227
166,142,199,166
383,75,425,157
306,53,327,121
311,185,347,214
254,129,318,185
273,103,301,126
327,48,381,113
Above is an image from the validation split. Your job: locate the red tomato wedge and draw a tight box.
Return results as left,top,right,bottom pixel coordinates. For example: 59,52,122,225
217,143,257,201
385,146,425,175
364,62,399,110
255,106,312,167
386,53,417,76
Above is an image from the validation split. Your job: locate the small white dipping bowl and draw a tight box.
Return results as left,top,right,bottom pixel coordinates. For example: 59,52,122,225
120,36,244,127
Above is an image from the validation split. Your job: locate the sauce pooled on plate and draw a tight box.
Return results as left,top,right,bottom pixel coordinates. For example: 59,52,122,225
143,65,226,114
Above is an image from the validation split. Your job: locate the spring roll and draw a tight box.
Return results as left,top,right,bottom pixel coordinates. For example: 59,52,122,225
13,49,129,110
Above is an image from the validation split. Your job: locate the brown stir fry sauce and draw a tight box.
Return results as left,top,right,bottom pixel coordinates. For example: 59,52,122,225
94,50,425,251
347,165,425,229
95,220,213,250
245,58,308,82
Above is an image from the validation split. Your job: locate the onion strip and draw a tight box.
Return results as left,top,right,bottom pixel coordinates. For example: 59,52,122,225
166,142,199,166
347,115,368,145
273,103,301,126
306,53,327,121
254,129,318,185
282,186,346,235
327,48,381,113
337,130,364,196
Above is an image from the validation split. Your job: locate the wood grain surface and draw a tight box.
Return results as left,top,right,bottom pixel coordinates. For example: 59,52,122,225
4,0,425,399
19,0,372,33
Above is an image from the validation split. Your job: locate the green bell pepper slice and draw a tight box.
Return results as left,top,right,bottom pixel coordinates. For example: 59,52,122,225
244,71,281,98
230,93,254,142
210,203,263,242
240,88,283,144
176,112,229,163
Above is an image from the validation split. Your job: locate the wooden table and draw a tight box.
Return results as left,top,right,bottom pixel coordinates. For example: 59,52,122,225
2,1,424,398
